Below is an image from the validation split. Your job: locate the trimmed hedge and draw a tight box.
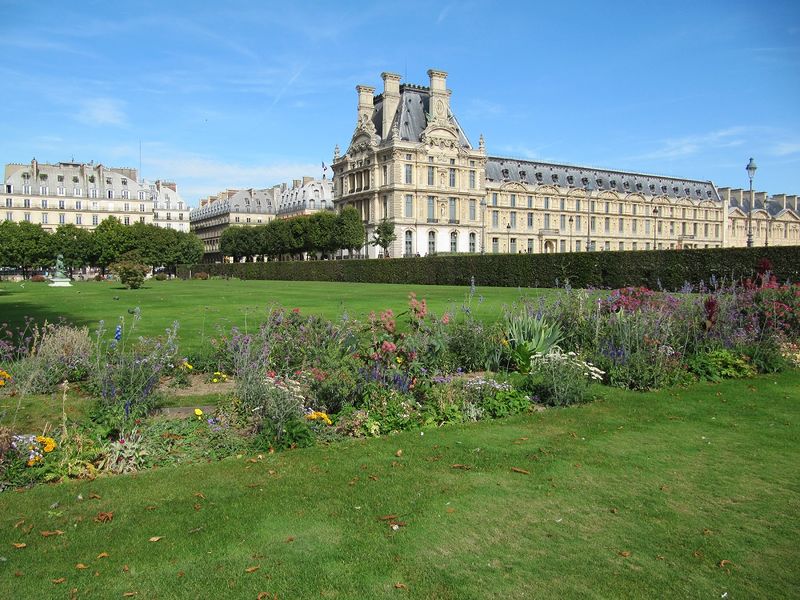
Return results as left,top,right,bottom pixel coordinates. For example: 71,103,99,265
177,246,800,290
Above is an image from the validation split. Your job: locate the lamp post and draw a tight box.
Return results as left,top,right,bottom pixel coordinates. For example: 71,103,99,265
568,215,574,252
765,215,771,247
746,157,757,247
585,186,591,251
479,198,487,254
506,222,511,253
652,206,659,249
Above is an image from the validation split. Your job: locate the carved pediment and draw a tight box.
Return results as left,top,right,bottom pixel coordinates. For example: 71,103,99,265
347,129,379,156
420,123,460,150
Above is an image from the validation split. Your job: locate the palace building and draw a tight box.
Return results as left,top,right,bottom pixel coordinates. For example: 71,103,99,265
331,70,799,257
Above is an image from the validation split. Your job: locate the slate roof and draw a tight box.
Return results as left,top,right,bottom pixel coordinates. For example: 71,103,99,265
486,156,721,203
372,85,472,148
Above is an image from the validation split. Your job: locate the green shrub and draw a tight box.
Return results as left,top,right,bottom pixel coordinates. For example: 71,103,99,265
527,350,604,406
178,246,800,291
687,349,757,382
154,273,168,281
193,271,209,280
110,260,148,289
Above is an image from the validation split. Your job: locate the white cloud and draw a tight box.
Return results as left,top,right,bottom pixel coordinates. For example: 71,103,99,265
772,141,800,156
76,98,128,127
630,127,749,161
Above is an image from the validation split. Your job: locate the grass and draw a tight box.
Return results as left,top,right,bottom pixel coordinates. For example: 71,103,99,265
0,279,556,355
1,371,798,599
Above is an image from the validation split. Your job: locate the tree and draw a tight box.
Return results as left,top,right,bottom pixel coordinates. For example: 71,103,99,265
308,211,338,258
370,218,397,257
16,221,52,278
335,207,366,257
51,224,92,274
110,258,148,289
90,217,134,274
0,221,20,270
128,222,162,272
174,231,204,271
220,227,246,262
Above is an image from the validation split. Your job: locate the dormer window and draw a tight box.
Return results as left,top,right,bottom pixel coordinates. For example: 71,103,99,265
649,184,655,192
535,172,543,181
501,168,509,179
106,178,112,185
673,186,680,193
610,179,616,187
635,183,643,191
57,175,64,182
696,189,701,197
707,191,712,198
551,174,559,183
519,170,526,180
122,179,128,186
684,187,690,195
581,177,589,185
567,175,574,185
596,178,603,186
661,185,668,193
623,181,630,189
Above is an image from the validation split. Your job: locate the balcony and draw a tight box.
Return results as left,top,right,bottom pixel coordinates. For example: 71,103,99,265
427,218,439,224
448,219,460,224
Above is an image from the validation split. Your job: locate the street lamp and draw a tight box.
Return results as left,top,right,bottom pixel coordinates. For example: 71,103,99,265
652,206,659,249
585,186,592,251
765,215,771,247
568,215,574,251
746,157,757,247
506,222,511,253
479,198,487,254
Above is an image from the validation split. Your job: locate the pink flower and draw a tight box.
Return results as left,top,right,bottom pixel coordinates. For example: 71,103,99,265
380,341,397,354
441,313,450,325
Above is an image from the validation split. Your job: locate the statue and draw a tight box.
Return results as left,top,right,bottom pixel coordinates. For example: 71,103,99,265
49,254,72,287
54,254,66,278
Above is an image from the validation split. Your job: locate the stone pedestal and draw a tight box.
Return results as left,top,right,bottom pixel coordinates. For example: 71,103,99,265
49,277,72,287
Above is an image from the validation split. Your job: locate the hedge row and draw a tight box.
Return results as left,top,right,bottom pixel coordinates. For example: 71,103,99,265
178,246,800,290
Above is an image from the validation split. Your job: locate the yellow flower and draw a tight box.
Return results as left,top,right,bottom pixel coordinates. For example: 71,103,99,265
396,357,403,364
306,411,332,426
184,363,193,370
0,380,4,387
194,408,204,417
212,378,219,383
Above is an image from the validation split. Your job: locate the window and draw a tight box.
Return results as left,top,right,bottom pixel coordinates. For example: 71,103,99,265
5,211,11,221
58,200,65,209
124,216,130,225
122,190,129,200
406,154,412,160
605,202,610,214
575,215,581,231
527,196,533,208
492,210,499,227
619,242,624,250
510,212,516,228
448,198,457,223
40,186,49,195
604,217,610,233
492,237,499,253
124,202,130,212
544,197,550,209
492,193,497,206
90,188,98,198
24,212,31,222
575,199,581,212
23,198,30,208
428,231,436,254
57,187,65,196
449,168,456,187
139,216,145,223
618,218,624,233
527,213,534,229
618,204,624,215
527,239,534,253
560,198,565,210
404,195,413,218
427,196,435,221
41,199,48,208
404,164,412,184
106,190,113,199
427,166,434,186
4,198,10,208
544,214,550,228
560,214,566,230
469,232,476,253
645,220,651,234
632,242,638,250
41,213,48,224
139,191,145,200
405,231,413,256
704,223,709,237
632,219,638,233
510,238,517,253
450,231,458,252
5,184,11,194
469,199,476,221
560,240,566,252
510,194,516,208
469,170,476,189
59,213,65,224
140,204,145,212
75,214,82,225
575,240,582,252
591,216,596,232
92,214,99,225
605,241,611,251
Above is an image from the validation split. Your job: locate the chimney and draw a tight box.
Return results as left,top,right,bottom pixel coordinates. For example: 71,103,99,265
293,179,301,189
302,176,313,186
427,69,450,124
356,85,376,127
381,72,401,140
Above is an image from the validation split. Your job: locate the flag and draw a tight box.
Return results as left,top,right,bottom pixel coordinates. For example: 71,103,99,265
322,161,327,171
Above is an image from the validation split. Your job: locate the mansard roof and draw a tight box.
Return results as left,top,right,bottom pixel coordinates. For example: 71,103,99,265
372,85,472,148
486,156,721,203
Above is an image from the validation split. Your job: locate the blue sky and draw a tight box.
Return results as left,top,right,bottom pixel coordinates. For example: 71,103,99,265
1,0,798,206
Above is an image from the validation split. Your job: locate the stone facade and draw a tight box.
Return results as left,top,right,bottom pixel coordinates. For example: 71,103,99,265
332,70,799,256
3,159,186,232
275,177,334,218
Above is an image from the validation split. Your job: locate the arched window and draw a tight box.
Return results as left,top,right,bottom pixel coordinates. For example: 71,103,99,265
428,231,436,255
469,232,476,253
405,230,413,256
450,231,458,252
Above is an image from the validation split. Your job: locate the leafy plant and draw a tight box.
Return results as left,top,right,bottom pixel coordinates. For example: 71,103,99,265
111,259,148,289
687,349,757,382
99,429,148,474
503,313,563,373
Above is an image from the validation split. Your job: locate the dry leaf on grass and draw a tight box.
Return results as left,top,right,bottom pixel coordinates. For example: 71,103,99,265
285,536,295,543
95,512,114,523
510,467,530,475
76,563,88,570
89,492,101,500
148,536,163,542
52,578,66,584
451,464,471,470
12,542,26,549
258,593,278,600
618,551,631,557
395,449,403,457
245,566,260,573
145,505,157,511
394,582,408,589
123,593,138,597
719,559,733,568
194,492,206,500
378,515,398,521
41,530,65,537
13,519,25,528
369,474,379,481
193,504,202,511
97,552,109,559
123,565,130,573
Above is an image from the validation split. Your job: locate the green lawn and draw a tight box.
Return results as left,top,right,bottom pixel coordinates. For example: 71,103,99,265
0,279,555,355
1,372,798,599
